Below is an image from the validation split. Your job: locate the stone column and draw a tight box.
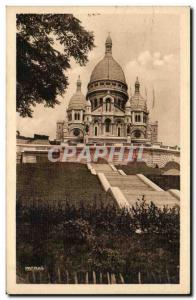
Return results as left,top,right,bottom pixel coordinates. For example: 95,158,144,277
98,123,101,136
80,110,83,121
132,112,135,123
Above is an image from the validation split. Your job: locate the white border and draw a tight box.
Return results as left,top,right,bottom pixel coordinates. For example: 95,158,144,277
1,1,193,299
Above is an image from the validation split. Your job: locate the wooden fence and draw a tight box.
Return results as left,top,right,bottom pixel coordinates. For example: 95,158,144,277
18,269,125,284
17,268,177,284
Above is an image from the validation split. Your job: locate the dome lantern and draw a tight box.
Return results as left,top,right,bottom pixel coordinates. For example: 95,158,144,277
105,33,112,55
135,77,140,94
76,75,82,92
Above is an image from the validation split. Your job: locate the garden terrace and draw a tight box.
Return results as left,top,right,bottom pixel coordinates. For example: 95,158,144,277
17,163,114,208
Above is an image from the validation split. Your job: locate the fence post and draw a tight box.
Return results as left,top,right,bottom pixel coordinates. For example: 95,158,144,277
57,267,61,283
85,272,89,284
111,273,116,284
74,272,78,284
107,272,110,284
166,268,170,283
92,271,96,284
138,271,141,284
48,271,51,283
32,270,36,283
119,273,125,284
100,272,103,284
151,271,156,283
66,270,69,284
39,271,42,283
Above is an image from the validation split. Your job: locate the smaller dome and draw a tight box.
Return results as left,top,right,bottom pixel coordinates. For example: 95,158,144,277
68,76,86,110
130,77,147,111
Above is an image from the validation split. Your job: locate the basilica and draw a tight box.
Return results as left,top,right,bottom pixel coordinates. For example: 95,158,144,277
56,34,158,145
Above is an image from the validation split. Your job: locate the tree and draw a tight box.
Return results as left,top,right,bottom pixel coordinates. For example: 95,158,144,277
16,14,95,117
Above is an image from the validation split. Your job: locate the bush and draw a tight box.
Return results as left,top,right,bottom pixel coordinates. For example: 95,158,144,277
16,198,180,283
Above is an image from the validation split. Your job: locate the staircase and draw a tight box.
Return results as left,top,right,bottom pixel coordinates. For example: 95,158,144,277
91,163,180,208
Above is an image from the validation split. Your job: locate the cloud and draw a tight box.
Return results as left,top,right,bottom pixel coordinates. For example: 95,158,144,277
130,50,177,69
163,54,175,64
138,51,152,66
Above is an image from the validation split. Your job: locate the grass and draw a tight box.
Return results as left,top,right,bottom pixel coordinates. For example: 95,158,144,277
117,161,180,176
146,175,180,191
17,162,113,207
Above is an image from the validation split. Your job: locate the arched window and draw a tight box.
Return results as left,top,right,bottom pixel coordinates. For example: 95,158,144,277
75,113,80,120
94,126,98,136
73,128,80,136
118,127,121,137
127,124,130,134
135,114,141,122
106,98,111,112
105,119,111,133
134,130,141,138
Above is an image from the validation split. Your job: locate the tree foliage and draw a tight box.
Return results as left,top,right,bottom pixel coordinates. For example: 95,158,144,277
16,14,95,117
17,199,180,283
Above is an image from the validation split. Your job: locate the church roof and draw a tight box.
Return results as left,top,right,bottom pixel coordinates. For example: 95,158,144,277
89,34,127,84
130,77,147,111
67,76,86,110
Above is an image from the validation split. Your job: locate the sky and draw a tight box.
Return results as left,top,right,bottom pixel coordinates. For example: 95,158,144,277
17,10,180,146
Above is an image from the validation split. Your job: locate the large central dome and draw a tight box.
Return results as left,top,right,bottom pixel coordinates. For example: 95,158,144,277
89,35,127,85
90,56,126,83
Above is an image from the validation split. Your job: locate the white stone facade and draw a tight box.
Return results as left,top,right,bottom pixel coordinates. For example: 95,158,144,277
56,35,158,145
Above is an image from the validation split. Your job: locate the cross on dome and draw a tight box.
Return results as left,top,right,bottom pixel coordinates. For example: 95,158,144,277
76,75,81,91
105,33,112,55
135,76,140,93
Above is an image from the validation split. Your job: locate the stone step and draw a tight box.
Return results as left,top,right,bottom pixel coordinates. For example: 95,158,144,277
91,163,180,209
107,177,148,184
107,179,151,188
116,185,154,191
123,188,179,208
125,194,179,208
106,174,154,191
106,175,147,181
98,171,118,174
92,167,116,172
91,164,111,170
122,190,172,196
108,182,150,188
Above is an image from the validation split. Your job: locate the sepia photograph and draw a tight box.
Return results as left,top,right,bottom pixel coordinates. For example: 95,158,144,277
6,6,190,295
